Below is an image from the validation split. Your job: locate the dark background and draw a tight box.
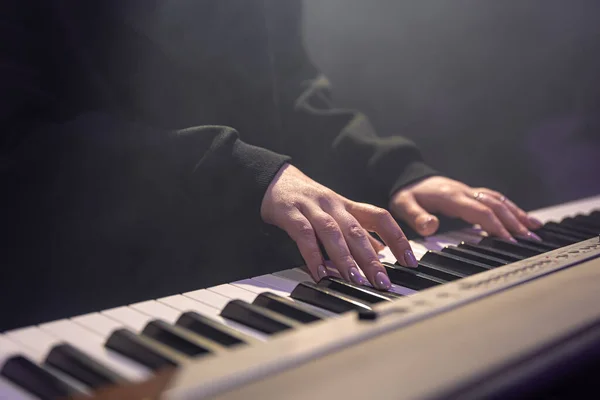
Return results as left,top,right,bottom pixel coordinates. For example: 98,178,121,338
302,0,600,211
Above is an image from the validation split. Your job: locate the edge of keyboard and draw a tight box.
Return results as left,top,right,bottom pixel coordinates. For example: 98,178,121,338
166,238,600,399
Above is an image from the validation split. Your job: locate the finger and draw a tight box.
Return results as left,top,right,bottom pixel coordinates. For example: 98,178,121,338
476,189,543,230
331,210,389,289
473,192,541,241
301,206,363,286
392,192,440,236
368,234,386,253
455,195,515,241
278,207,328,282
348,202,418,268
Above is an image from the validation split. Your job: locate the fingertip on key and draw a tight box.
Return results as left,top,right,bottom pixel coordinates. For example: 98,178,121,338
317,265,328,281
374,271,391,290
404,249,418,268
348,267,366,285
528,216,544,229
527,231,543,242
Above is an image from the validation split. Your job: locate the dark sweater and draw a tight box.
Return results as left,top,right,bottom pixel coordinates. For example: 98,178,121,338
1,0,436,329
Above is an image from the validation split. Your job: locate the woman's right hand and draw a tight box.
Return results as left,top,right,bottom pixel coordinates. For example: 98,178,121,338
260,163,418,290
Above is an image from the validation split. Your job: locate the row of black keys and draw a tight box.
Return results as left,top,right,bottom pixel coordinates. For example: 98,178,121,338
383,212,600,290
0,279,398,400
2,211,599,399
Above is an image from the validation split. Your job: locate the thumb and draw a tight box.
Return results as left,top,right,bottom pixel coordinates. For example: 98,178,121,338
393,194,439,237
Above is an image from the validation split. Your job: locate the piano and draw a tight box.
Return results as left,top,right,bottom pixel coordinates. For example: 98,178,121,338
1,195,600,399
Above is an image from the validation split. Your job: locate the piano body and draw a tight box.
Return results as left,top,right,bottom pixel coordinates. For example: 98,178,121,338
1,195,600,399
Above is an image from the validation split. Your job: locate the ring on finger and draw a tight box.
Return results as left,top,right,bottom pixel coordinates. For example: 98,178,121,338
476,191,507,203
473,191,485,201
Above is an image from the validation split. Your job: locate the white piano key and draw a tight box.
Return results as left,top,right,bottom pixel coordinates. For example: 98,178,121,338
274,268,312,283
251,274,298,293
38,320,150,381
156,295,268,342
101,306,152,332
129,300,180,324
158,295,221,318
530,194,600,222
0,377,38,400
207,284,257,303
0,336,21,360
0,336,40,364
4,327,56,360
72,312,123,337
183,289,230,310
388,284,418,296
231,279,291,298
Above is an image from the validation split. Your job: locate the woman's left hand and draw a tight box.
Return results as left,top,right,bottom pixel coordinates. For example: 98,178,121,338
389,176,543,241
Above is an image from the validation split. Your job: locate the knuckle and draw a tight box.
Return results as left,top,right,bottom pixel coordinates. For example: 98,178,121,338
392,232,409,245
295,223,315,240
337,255,356,269
364,259,384,273
372,207,392,221
317,218,340,235
477,206,496,221
346,224,366,240
307,250,323,263
487,200,504,213
440,185,455,195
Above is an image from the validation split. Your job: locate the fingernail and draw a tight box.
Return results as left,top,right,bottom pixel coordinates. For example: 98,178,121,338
348,267,366,285
374,271,391,290
508,237,518,243
317,265,328,281
528,216,543,229
404,250,418,268
527,231,542,242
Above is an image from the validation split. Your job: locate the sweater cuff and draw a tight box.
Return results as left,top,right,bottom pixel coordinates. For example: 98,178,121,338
388,161,439,198
185,127,291,228
230,139,292,216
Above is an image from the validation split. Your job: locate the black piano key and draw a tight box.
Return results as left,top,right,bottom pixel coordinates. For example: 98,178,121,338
1,355,79,400
413,261,465,281
478,237,542,258
539,224,593,241
105,329,180,371
382,263,445,291
573,215,600,229
534,229,580,246
252,292,325,324
44,343,126,389
220,300,298,334
290,282,373,314
458,242,524,263
141,320,216,357
555,220,600,236
317,277,393,304
514,236,560,252
441,246,508,267
419,250,492,275
175,312,247,347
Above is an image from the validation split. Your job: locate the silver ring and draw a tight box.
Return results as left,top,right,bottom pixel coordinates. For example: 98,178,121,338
473,192,484,201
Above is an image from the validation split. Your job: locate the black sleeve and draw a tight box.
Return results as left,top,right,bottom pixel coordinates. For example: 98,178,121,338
1,2,291,329
1,1,289,225
264,0,438,208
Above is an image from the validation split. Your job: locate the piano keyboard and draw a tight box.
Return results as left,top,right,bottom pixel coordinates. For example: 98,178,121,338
1,195,599,400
